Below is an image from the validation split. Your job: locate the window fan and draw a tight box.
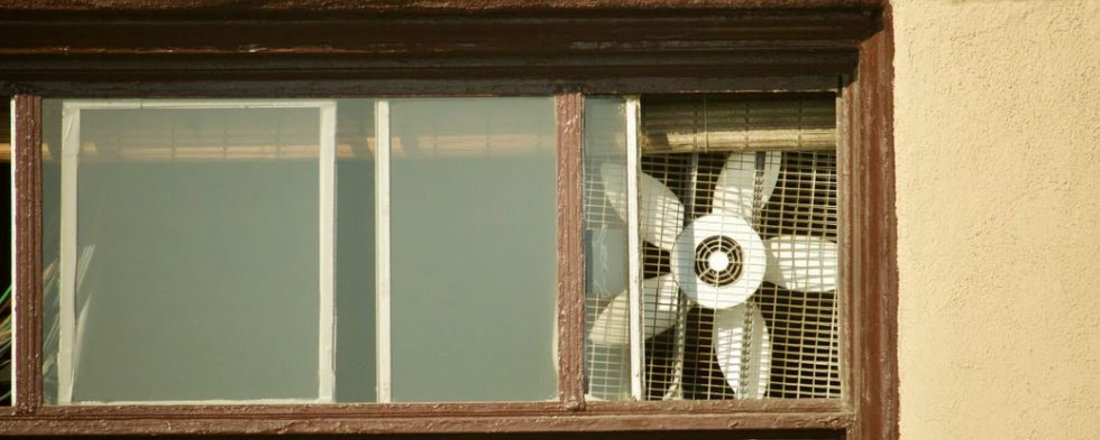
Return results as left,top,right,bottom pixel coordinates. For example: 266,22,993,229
588,151,838,399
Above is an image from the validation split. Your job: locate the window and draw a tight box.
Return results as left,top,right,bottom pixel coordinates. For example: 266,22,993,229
37,95,838,406
1,2,896,438
39,98,560,404
42,100,339,404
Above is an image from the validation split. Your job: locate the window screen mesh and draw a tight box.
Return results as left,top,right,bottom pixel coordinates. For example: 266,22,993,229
584,95,841,400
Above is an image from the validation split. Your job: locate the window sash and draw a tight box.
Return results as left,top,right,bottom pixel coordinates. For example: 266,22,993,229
49,97,565,405
55,99,338,405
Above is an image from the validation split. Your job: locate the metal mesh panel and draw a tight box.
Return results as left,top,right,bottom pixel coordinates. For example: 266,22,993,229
584,94,840,401
755,151,841,399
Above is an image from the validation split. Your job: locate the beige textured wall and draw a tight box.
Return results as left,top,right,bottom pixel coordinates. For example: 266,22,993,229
893,0,1100,438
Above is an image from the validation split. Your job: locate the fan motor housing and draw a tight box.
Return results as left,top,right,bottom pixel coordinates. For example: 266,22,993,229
671,213,766,309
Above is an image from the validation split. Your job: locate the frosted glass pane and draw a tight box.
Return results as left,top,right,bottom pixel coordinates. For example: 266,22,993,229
42,100,61,403
333,99,377,402
389,98,558,402
43,102,327,403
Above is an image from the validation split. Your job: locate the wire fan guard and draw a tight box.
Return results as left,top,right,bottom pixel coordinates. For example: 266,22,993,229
584,95,842,401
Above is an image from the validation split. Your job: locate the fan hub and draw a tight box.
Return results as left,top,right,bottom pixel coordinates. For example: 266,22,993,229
671,213,766,309
695,235,743,286
707,250,731,272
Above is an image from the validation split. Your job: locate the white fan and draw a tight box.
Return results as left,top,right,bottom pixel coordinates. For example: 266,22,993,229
589,151,838,397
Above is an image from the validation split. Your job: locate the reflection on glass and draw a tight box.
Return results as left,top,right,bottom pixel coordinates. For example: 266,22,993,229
581,98,633,401
389,98,558,402
334,99,377,402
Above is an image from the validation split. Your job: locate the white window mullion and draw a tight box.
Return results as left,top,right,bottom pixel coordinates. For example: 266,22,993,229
58,102,80,405
625,96,645,400
374,100,393,403
318,102,337,403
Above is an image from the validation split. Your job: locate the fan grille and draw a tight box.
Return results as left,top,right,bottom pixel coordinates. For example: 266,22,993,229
584,95,841,401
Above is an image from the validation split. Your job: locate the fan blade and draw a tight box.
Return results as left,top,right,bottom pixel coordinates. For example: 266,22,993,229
588,275,680,345
713,152,781,219
713,303,771,399
599,163,684,250
763,235,837,292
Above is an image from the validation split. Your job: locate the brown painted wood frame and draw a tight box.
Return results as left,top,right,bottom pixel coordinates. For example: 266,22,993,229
0,1,896,438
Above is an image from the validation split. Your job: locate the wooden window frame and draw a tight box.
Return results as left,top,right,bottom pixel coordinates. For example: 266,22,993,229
1,1,897,438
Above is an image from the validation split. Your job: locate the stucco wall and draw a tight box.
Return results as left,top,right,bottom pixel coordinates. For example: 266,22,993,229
893,0,1100,439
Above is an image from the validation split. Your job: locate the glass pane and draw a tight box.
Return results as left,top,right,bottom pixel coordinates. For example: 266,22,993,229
41,100,334,404
42,100,61,403
334,99,377,402
388,98,558,402
582,97,633,401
